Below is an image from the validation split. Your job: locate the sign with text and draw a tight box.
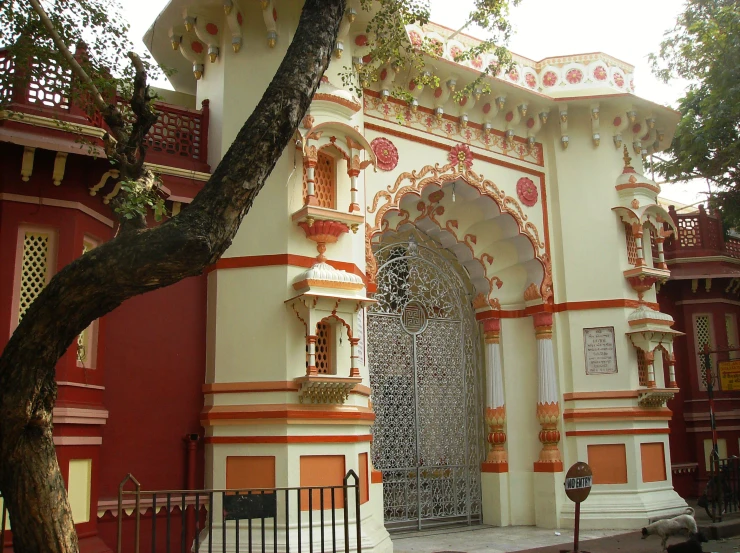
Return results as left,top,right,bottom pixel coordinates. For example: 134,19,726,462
719,360,740,391
564,462,593,503
583,327,618,375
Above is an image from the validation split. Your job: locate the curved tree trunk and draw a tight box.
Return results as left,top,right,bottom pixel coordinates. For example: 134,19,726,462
0,1,345,551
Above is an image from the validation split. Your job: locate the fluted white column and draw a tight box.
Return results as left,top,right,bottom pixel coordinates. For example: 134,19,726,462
534,312,562,472
483,318,507,469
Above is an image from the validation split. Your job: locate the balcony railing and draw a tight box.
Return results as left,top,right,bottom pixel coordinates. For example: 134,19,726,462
664,204,740,261
0,48,209,173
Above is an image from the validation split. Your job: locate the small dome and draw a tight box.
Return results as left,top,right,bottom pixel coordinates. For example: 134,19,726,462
294,262,364,287
628,305,674,325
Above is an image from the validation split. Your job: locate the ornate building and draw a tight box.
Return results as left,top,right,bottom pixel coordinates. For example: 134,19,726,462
1,1,720,552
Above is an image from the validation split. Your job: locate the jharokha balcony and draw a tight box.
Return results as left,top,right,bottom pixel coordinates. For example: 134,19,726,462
663,204,740,281
0,47,210,174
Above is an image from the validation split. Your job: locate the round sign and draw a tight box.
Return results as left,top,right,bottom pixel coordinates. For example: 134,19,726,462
564,462,593,503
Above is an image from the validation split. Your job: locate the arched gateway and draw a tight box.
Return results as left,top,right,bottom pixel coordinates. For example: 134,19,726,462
367,232,485,530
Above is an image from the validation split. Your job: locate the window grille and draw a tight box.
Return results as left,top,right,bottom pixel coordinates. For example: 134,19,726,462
637,348,648,386
624,223,638,265
696,315,712,388
725,314,737,358
316,322,333,374
18,231,50,322
303,150,336,209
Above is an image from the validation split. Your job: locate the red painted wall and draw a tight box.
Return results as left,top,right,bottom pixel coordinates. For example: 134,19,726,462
97,274,207,500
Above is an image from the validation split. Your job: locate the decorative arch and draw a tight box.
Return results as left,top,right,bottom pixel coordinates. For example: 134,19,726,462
316,313,353,339
366,161,551,305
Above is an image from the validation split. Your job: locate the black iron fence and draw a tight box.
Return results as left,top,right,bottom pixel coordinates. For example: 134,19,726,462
117,471,362,553
699,455,740,521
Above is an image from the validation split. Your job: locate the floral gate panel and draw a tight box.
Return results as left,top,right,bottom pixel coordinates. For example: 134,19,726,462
367,235,484,530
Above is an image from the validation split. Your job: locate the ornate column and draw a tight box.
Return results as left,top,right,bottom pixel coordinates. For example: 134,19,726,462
533,312,563,472
348,167,360,213
645,350,656,388
632,223,646,267
303,147,318,206
482,318,507,471
668,353,678,388
349,337,361,377
307,334,318,375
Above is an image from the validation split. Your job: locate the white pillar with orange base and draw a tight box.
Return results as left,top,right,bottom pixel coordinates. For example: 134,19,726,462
480,317,510,526
533,312,565,529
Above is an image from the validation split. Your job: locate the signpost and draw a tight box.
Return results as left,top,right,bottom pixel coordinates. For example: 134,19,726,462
562,462,593,553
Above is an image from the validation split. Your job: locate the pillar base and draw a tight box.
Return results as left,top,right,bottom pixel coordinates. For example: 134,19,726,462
534,460,563,472
534,471,564,529
481,471,510,527
482,461,508,473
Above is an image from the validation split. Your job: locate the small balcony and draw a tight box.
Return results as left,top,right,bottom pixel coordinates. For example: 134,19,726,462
0,48,209,173
664,204,740,261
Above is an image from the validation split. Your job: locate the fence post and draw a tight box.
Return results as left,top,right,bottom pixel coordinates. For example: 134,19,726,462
117,474,142,553
343,470,360,553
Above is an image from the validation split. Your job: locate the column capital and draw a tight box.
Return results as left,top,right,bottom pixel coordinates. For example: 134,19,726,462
482,318,501,343
532,312,553,339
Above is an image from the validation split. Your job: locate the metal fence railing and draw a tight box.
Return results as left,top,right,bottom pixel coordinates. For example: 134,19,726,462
699,455,740,521
117,471,362,553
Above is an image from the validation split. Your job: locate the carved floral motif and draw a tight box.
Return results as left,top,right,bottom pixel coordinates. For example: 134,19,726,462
516,177,538,207
565,68,583,84
593,66,607,81
613,72,625,87
448,143,473,171
542,71,557,87
525,73,537,89
370,137,399,171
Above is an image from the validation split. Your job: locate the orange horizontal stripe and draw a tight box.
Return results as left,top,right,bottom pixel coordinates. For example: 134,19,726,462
205,435,372,444
534,461,563,473
208,254,366,282
566,428,670,437
563,391,641,401
481,462,508,473
476,299,661,320
563,407,672,420
203,381,372,397
202,404,375,422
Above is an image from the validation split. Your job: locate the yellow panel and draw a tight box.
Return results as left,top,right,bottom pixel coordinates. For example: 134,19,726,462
68,459,92,524
0,495,10,530
703,439,727,470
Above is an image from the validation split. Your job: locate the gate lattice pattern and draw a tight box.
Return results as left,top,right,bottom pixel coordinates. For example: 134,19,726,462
367,234,484,530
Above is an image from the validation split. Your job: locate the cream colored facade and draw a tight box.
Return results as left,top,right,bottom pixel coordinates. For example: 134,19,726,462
146,1,688,548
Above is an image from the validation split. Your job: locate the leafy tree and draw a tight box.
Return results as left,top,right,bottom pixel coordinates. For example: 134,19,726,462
0,1,515,552
650,0,740,225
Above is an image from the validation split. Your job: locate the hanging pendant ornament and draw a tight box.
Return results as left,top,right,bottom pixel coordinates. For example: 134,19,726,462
452,182,456,202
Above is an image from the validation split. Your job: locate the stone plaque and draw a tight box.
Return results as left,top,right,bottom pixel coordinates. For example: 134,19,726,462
583,326,618,375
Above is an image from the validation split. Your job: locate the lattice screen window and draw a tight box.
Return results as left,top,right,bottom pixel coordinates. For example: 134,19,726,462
695,315,712,388
637,348,648,386
303,150,336,209
77,238,98,367
624,223,638,265
316,322,334,374
18,231,51,322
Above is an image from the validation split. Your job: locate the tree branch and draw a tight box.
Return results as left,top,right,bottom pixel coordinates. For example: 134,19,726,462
26,0,112,124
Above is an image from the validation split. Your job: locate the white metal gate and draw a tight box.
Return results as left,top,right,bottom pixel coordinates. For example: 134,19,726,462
367,235,484,530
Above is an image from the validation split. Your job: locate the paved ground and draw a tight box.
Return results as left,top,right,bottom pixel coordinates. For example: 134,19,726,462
390,524,740,553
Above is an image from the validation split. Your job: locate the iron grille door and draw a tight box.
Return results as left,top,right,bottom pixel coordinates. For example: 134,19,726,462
367,237,483,531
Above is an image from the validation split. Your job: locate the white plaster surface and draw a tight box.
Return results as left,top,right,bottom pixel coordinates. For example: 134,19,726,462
390,525,626,553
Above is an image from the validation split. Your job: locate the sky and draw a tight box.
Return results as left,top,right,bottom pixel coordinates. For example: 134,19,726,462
121,0,704,205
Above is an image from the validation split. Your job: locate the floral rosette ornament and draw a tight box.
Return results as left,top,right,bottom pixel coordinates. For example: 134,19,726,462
565,68,583,84
449,143,473,172
525,73,537,89
370,137,399,171
542,71,557,87
516,177,538,207
613,72,625,87
593,66,607,81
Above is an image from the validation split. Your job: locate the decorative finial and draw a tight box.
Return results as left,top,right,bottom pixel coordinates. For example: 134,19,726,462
623,145,632,168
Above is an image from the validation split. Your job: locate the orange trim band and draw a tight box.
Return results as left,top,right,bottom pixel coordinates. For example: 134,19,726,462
371,470,383,484
203,381,372,397
208,254,366,282
563,407,672,421
534,461,563,473
202,404,375,422
481,462,509,473
565,428,670,437
475,299,661,320
205,435,372,444
563,391,641,401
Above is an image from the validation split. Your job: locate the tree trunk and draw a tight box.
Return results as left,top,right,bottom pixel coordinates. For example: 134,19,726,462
0,1,345,552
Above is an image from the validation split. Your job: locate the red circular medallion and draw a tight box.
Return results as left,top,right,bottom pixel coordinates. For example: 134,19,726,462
371,137,399,172
516,177,538,207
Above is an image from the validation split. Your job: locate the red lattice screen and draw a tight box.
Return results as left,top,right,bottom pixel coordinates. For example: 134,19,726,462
637,348,648,386
303,150,336,208
144,107,204,161
727,238,740,259
624,223,638,265
677,216,700,248
316,322,333,374
27,57,71,110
